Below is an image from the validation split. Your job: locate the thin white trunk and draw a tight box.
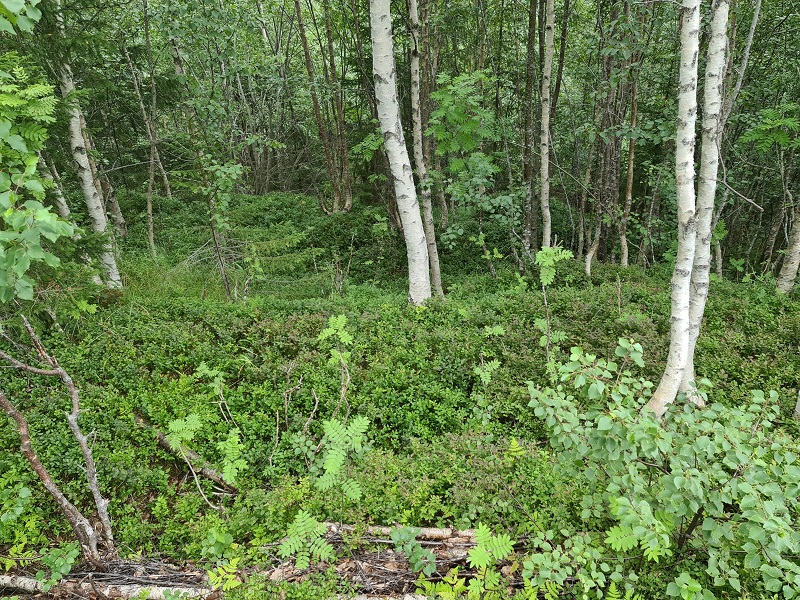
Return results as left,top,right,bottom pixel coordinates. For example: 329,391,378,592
679,0,729,399
370,0,431,305
409,0,443,296
539,0,555,249
647,0,700,417
37,154,71,219
795,389,800,422
59,65,122,289
777,216,800,293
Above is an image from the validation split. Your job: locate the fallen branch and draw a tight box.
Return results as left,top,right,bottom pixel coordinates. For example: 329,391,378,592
325,523,476,542
134,413,238,494
0,574,212,599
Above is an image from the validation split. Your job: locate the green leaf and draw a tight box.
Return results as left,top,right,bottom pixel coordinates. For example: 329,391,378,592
13,13,32,31
6,134,27,152
1,0,25,13
0,16,14,34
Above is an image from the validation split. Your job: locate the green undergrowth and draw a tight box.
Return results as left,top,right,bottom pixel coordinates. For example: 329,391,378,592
0,193,798,598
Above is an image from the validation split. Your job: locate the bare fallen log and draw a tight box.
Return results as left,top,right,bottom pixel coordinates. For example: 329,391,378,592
324,523,476,542
0,574,213,599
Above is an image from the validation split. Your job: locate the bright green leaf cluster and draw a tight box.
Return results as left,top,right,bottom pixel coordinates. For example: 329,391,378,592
278,510,334,570
0,53,72,302
527,341,800,598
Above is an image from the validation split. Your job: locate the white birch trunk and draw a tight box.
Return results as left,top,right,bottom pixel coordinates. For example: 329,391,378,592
37,154,71,219
646,0,700,417
795,389,800,422
777,217,800,293
409,0,443,297
539,0,555,249
679,0,729,399
370,0,431,305
59,65,122,289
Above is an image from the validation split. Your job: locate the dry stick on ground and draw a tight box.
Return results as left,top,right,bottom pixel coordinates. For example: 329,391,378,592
0,316,115,567
133,413,237,494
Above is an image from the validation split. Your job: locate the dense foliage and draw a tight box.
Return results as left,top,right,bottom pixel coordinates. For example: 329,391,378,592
0,193,797,598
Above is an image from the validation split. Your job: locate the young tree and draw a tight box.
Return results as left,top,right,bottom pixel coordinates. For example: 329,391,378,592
370,0,431,305
539,0,555,249
649,0,736,416
646,0,701,416
409,0,443,296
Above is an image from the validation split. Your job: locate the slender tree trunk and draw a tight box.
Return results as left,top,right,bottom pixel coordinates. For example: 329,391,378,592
777,197,800,294
679,0,729,398
550,0,569,120
143,0,163,255
409,0,443,296
647,0,701,417
38,154,71,219
620,78,638,267
59,65,122,289
370,0,431,305
293,0,344,212
539,0,555,248
78,114,127,238
522,0,538,259
321,0,354,211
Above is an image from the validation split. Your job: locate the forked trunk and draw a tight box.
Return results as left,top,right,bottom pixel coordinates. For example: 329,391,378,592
679,0,730,399
646,0,701,417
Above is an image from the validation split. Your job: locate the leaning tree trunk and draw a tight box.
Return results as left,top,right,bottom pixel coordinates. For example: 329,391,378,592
409,0,443,296
679,0,729,398
59,64,122,289
37,153,71,219
521,0,538,261
646,0,701,417
370,0,431,305
777,210,800,294
539,0,555,249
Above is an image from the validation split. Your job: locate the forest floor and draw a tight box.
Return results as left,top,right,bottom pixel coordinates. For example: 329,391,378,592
2,193,799,600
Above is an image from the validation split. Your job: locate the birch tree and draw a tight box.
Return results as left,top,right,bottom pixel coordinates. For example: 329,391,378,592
409,0,443,296
678,0,729,397
370,0,431,305
646,0,701,416
59,64,122,289
53,1,122,289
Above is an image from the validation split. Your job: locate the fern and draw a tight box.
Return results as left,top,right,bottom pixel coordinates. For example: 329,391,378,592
166,413,202,448
278,510,334,570
606,581,644,600
216,428,247,485
605,525,638,552
506,437,525,460
313,417,369,502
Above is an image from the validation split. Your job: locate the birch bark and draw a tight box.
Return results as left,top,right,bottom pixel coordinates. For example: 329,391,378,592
679,0,729,398
59,64,122,289
370,0,431,305
409,0,443,296
646,0,700,417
